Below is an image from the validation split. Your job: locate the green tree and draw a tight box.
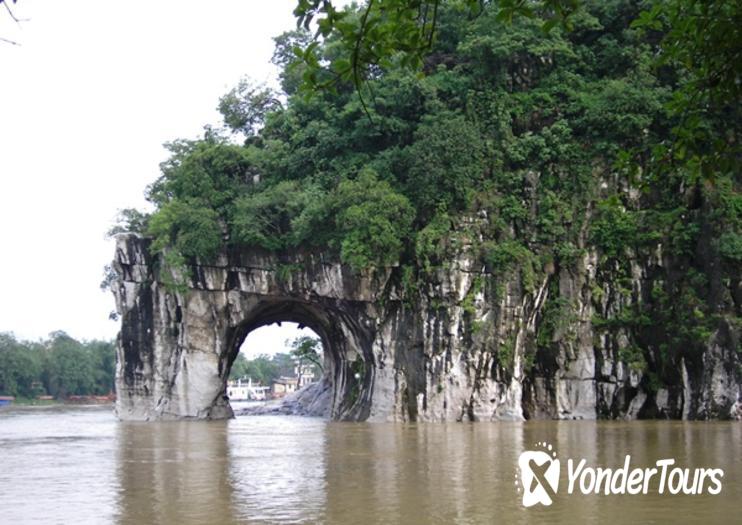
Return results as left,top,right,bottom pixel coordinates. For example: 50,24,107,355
0,333,42,398
87,340,116,395
272,29,313,95
43,332,96,398
403,112,485,219
0,332,116,400
113,0,738,391
230,180,328,251
106,208,150,237
230,353,281,385
631,0,741,183
147,199,223,259
218,79,283,136
271,353,299,378
229,353,251,380
333,168,414,269
288,335,324,372
292,0,581,112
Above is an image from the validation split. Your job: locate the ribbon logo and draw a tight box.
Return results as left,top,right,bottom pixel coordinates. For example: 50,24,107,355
516,442,560,507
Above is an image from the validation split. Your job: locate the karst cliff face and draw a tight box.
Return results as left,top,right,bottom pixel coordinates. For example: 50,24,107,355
111,232,740,422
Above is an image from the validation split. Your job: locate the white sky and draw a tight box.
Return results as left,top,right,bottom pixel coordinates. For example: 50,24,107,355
0,0,313,354
241,322,319,358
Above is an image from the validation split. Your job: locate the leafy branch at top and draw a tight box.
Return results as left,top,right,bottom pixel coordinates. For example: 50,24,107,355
291,0,580,117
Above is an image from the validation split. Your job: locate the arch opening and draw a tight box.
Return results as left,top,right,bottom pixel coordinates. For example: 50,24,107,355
220,300,373,420
227,322,324,404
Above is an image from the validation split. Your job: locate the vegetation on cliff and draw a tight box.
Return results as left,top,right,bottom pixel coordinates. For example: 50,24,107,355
112,1,739,390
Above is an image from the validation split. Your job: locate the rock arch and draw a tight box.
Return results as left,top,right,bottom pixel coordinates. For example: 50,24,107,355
111,232,740,422
111,233,390,421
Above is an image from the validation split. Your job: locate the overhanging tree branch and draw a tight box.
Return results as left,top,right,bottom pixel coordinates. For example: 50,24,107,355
1,0,25,46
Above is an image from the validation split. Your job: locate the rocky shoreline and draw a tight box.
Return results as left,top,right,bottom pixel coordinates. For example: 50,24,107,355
233,381,333,418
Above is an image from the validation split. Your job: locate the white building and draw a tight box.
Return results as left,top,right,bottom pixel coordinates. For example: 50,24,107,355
227,378,269,401
295,362,317,388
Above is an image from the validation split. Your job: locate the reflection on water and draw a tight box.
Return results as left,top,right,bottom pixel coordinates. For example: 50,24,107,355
228,417,327,523
0,405,740,524
116,419,236,524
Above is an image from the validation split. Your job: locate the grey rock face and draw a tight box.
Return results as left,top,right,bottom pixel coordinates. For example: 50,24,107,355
112,233,740,421
112,233,384,421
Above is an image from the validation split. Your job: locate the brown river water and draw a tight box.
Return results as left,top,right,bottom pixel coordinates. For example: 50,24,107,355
0,404,739,524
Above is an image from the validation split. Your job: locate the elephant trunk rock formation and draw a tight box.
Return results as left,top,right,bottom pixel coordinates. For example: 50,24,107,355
111,233,740,422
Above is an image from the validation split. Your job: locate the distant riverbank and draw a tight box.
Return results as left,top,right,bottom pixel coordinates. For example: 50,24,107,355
0,396,114,407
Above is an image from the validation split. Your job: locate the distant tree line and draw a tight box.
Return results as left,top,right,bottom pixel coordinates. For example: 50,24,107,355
0,332,115,399
0,330,320,399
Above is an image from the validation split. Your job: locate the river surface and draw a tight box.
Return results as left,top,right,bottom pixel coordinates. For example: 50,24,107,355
0,405,739,524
